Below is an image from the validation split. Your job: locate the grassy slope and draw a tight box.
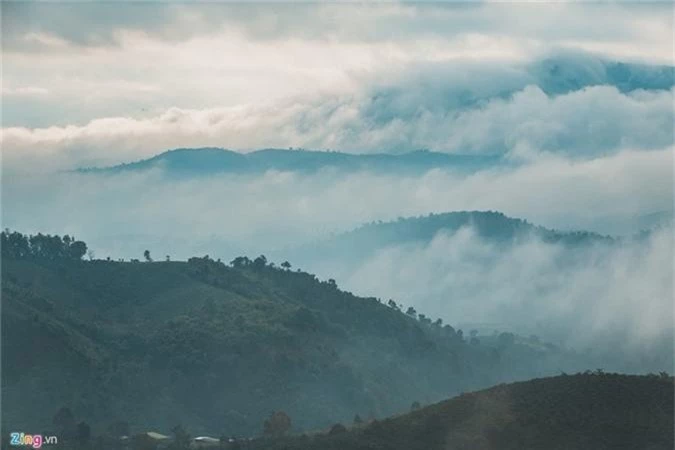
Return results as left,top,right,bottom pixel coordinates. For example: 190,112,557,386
247,373,674,450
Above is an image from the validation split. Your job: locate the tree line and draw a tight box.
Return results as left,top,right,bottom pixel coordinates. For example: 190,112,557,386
1,230,87,261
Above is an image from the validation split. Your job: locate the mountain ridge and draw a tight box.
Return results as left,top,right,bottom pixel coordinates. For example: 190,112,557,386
76,148,503,176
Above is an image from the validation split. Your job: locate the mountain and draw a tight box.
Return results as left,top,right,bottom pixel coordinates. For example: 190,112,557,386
284,211,614,264
1,231,595,437
247,373,674,450
77,148,502,177
529,53,675,96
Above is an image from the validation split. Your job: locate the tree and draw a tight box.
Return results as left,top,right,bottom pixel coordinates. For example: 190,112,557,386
405,307,417,318
457,329,464,342
252,255,267,270
69,240,87,260
410,401,421,411
443,324,456,338
143,250,153,262
353,414,363,425
418,314,432,326
263,411,291,437
230,256,251,268
281,261,292,270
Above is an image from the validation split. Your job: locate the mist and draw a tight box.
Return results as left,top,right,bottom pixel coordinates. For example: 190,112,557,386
2,146,672,372
304,225,673,371
3,147,671,252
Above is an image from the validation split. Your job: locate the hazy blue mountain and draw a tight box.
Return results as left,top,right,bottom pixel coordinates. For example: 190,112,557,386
77,148,503,177
529,53,675,95
284,211,613,264
362,54,674,125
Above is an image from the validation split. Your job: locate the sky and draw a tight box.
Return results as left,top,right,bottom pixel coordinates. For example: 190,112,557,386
1,2,674,359
2,2,674,169
1,1,673,232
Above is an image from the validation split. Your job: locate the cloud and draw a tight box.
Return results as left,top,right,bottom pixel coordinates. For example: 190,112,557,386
326,225,673,371
2,2,671,131
3,3,671,59
2,147,671,258
2,149,671,370
1,86,49,96
3,76,672,172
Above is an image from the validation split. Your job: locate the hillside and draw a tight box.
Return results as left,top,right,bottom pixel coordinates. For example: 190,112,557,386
1,232,594,437
247,373,674,450
286,211,614,264
77,148,501,176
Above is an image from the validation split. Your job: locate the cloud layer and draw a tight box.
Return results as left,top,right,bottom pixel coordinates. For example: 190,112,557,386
4,66,673,172
326,225,673,372
3,148,671,256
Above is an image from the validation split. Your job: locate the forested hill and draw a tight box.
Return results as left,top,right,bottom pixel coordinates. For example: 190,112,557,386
247,373,674,450
2,231,593,437
77,148,501,176
288,211,614,263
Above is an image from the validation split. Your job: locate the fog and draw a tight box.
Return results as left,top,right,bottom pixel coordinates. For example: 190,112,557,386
2,146,672,371
306,226,673,370
3,148,671,253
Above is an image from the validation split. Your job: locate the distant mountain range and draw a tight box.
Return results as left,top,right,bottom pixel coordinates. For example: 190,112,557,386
77,148,503,176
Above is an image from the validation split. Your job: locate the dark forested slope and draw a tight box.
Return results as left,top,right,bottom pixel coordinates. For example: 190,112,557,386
287,211,613,264
247,373,674,450
1,232,590,437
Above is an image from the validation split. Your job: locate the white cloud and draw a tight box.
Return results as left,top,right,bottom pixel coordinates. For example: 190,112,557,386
326,225,673,371
3,82,672,172
2,148,671,256
2,2,672,130
1,86,49,96
3,151,671,369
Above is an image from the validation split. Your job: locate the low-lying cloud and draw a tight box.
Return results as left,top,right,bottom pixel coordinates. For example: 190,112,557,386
2,146,672,372
3,81,672,173
3,147,671,256
325,226,673,361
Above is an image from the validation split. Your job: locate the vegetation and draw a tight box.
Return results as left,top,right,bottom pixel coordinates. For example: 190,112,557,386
241,373,674,450
9,373,670,450
1,229,87,260
0,230,627,440
290,211,614,265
